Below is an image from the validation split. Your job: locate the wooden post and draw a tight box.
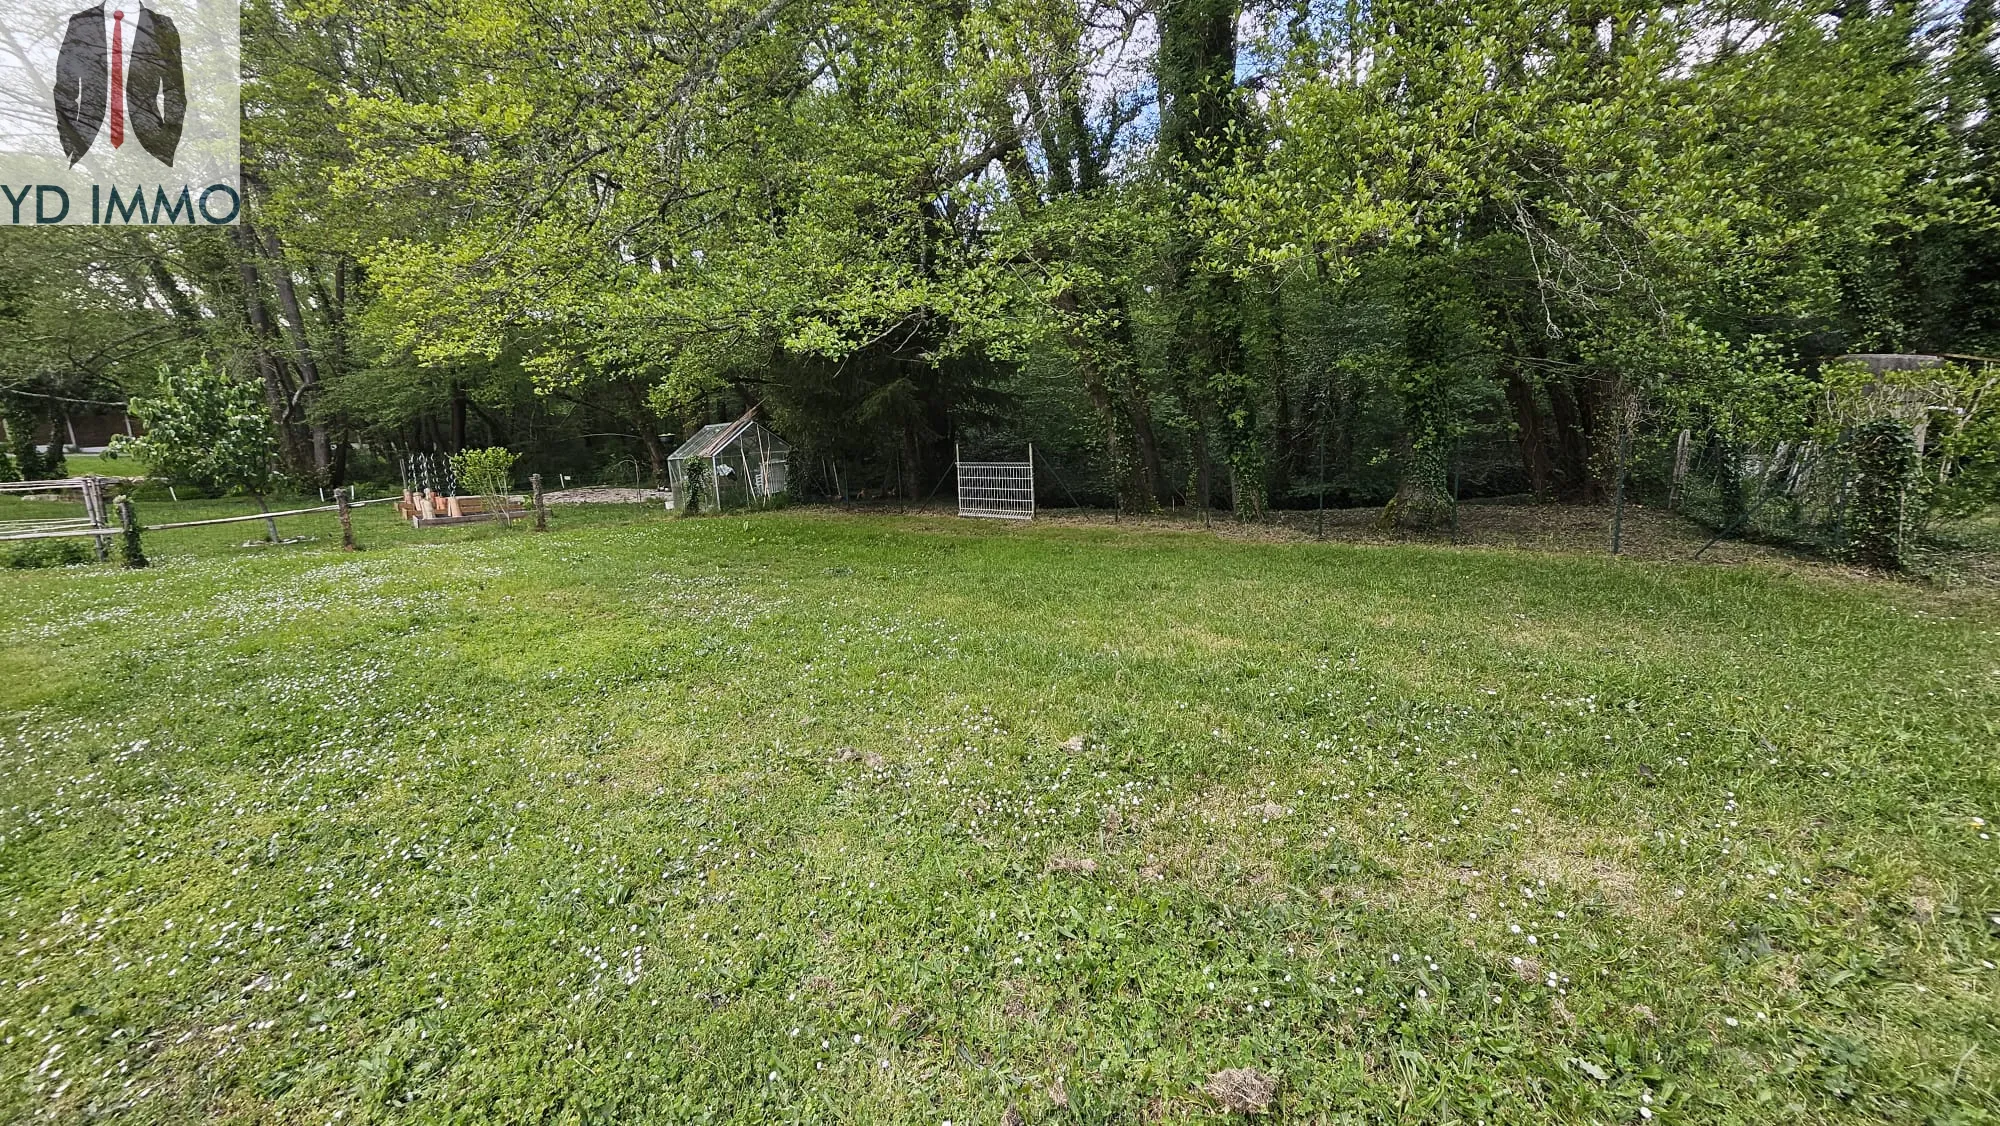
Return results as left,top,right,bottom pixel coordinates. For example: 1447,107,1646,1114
1667,427,1691,512
1449,439,1462,546
1610,402,1633,556
116,496,147,569
531,473,548,531
336,491,358,551
83,476,109,562
1315,407,1328,540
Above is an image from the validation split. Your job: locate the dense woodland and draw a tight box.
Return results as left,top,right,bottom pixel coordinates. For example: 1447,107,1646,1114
3,0,1998,535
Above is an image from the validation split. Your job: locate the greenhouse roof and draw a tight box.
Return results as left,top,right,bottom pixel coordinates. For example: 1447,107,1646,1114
667,423,741,461
666,414,789,461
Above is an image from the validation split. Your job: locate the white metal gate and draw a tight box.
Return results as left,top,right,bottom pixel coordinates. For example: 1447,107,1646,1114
956,445,1035,520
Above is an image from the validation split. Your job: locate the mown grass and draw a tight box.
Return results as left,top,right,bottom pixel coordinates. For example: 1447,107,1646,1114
1,505,1995,1124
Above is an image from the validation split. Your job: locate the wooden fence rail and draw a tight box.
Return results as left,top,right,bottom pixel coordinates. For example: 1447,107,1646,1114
0,476,118,560
0,497,396,542
0,525,118,542
0,476,143,493
140,497,395,531
5,487,548,562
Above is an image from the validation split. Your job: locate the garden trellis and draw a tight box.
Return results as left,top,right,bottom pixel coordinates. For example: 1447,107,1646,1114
666,412,790,512
956,445,1035,520
400,452,460,497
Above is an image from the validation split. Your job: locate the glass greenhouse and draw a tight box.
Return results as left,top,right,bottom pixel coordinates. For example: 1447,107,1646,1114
665,414,791,511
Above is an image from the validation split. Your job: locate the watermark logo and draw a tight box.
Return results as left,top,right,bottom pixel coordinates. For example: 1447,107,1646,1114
56,3,186,165
1,0,239,224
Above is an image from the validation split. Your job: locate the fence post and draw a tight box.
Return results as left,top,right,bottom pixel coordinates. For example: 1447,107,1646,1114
1610,394,1640,556
1610,426,1629,556
1450,442,1462,546
1667,428,1691,512
1315,417,1328,541
336,491,358,551
531,473,548,531
116,496,147,569
83,476,109,562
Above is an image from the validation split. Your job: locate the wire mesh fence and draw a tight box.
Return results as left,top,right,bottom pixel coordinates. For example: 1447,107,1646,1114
957,447,1035,520
1655,435,1851,557
1641,425,1959,563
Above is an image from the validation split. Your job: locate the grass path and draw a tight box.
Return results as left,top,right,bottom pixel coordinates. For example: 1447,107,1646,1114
1,507,1996,1123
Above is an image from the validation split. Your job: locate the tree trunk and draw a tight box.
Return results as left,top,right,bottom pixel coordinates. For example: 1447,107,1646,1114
992,100,1156,512
148,257,205,337
1191,420,1213,511
1050,288,1143,510
1269,329,1294,509
1330,373,1357,507
641,429,667,489
230,227,310,476
466,397,511,447
1158,0,1247,515
1124,382,1166,506
253,493,278,543
1081,365,1132,508
1506,367,1556,499
316,257,348,380
1380,432,1452,530
1546,375,1597,501
615,380,666,487
449,382,468,453
254,226,330,480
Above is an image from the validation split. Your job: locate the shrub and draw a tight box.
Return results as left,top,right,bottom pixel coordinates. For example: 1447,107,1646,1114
449,447,520,524
4,404,59,480
124,362,282,540
1845,419,1914,569
678,457,709,516
4,539,91,569
124,364,279,497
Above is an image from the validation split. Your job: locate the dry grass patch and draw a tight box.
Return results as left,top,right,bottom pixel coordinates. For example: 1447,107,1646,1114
1169,624,1250,652
1516,840,1648,911
1204,1067,1279,1114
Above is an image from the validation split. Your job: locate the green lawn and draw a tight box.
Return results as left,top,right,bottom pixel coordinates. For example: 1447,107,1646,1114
1,507,1995,1123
